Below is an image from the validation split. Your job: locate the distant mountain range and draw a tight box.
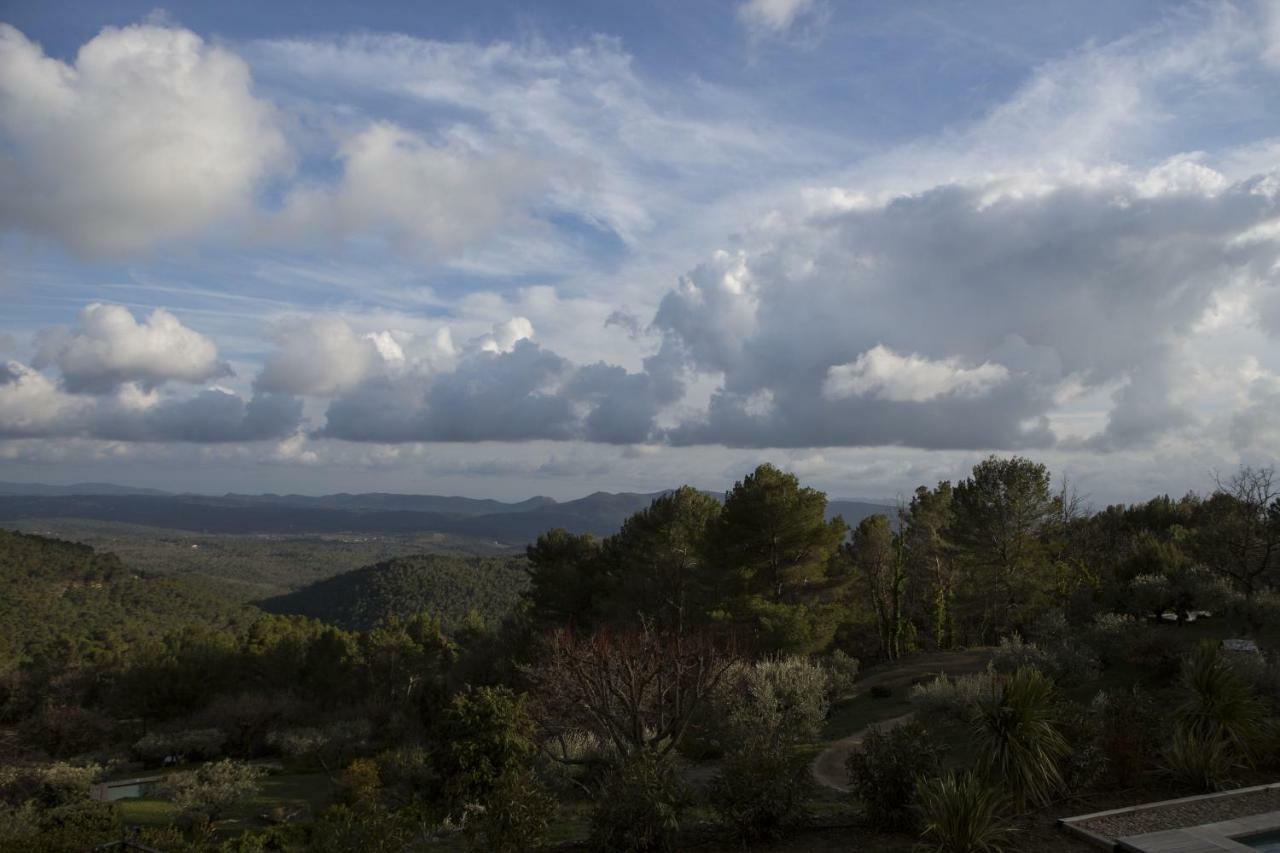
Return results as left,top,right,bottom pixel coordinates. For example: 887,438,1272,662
0,482,894,545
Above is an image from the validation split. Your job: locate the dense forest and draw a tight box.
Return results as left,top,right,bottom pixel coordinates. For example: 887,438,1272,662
259,554,529,631
2,457,1279,852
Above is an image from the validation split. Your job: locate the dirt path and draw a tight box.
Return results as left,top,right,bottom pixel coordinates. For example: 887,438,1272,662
810,712,916,792
810,648,993,792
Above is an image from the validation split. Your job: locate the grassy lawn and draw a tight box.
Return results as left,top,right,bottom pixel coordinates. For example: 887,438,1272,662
118,769,335,837
118,797,177,827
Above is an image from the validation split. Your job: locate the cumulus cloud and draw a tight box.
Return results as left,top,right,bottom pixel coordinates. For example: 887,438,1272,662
256,316,395,396
0,23,288,255
651,167,1280,449
823,346,1010,403
0,361,88,437
35,304,229,393
278,122,539,256
0,358,299,443
90,389,302,443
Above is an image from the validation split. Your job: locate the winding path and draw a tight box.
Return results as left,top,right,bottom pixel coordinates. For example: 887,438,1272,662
810,712,916,792
809,649,993,792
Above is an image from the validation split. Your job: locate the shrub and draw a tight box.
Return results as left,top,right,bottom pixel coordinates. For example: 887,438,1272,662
909,670,999,724
707,743,811,842
1162,729,1237,792
972,667,1068,809
1176,642,1265,761
307,803,410,853
133,728,227,764
464,767,554,853
1089,687,1162,788
1087,613,1139,667
589,751,686,852
846,720,940,831
821,650,860,699
161,758,266,827
717,656,830,748
433,686,538,810
915,771,1012,853
991,634,1052,675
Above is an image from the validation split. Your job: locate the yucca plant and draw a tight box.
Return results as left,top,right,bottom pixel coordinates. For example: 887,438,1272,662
1176,641,1265,761
1162,728,1238,792
972,666,1068,810
916,771,1013,853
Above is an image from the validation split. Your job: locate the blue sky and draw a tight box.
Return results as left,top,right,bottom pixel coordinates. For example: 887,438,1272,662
1,0,1279,503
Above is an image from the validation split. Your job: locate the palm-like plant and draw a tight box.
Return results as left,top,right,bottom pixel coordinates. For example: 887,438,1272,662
1162,726,1238,792
916,771,1013,853
972,666,1068,810
1176,642,1264,761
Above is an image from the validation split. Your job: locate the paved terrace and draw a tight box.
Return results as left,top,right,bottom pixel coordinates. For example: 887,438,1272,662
1060,784,1280,852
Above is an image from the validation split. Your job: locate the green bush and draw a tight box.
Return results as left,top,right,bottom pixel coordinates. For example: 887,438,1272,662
464,767,554,853
589,751,686,853
909,670,999,724
1176,642,1265,760
846,720,940,831
916,771,1012,853
717,655,830,747
708,743,811,842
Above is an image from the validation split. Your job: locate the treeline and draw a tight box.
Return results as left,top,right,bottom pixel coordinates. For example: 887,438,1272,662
522,458,1280,662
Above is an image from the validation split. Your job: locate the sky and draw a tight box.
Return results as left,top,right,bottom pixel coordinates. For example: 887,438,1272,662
1,0,1279,504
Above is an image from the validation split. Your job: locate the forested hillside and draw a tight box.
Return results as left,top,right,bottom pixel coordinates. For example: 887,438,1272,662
257,553,529,631
0,529,251,670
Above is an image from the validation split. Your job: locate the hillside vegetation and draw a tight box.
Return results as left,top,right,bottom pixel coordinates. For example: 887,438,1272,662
0,529,250,670
258,553,530,630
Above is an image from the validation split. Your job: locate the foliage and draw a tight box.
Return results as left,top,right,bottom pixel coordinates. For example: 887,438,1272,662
306,803,411,853
589,750,686,853
160,758,266,825
951,456,1059,642
707,742,811,842
819,649,860,699
915,771,1013,853
434,686,538,809
260,553,529,632
846,720,940,831
705,464,847,653
1089,687,1162,788
134,728,228,764
463,766,554,853
1173,642,1266,766
909,669,999,724
598,486,722,630
972,667,1069,809
1162,728,1239,792
716,655,830,747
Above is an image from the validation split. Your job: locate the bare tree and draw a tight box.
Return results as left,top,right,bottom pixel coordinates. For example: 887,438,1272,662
1200,466,1280,597
523,622,734,762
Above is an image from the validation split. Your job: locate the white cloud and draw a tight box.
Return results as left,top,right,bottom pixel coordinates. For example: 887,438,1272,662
278,122,540,257
737,0,819,37
35,304,229,392
0,361,87,436
256,316,392,397
475,317,534,354
0,23,288,255
823,346,1010,403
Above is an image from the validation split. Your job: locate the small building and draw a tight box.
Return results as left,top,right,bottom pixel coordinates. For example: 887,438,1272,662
89,774,165,802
